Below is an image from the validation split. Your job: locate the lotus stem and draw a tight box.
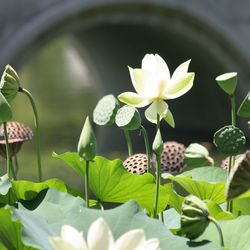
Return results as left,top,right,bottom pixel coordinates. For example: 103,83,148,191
209,216,225,247
14,155,19,176
153,114,162,219
85,160,90,208
124,130,133,156
140,125,151,173
3,122,15,180
227,94,237,212
19,87,42,181
153,152,161,218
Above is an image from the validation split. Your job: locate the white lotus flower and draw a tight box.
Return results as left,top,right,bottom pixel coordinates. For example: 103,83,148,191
118,54,195,126
49,218,160,250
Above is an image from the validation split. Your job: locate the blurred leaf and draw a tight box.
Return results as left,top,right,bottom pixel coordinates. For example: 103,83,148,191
237,91,250,118
21,189,220,250
198,216,250,250
54,153,168,213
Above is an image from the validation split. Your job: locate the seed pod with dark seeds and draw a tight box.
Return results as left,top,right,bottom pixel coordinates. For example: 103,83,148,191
123,153,148,174
213,125,246,155
220,153,245,170
153,141,186,173
227,151,250,200
0,121,33,158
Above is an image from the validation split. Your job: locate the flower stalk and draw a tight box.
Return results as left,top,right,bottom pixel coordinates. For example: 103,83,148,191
124,130,133,156
3,122,15,179
19,87,42,181
209,216,225,247
85,160,90,208
140,125,151,173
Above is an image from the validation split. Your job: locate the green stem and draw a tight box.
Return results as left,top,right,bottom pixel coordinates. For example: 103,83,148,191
209,217,225,247
3,122,12,179
153,152,161,218
153,114,162,219
140,125,151,173
230,94,236,126
226,94,236,212
124,130,133,156
14,155,19,176
85,160,89,208
19,87,42,181
9,157,16,180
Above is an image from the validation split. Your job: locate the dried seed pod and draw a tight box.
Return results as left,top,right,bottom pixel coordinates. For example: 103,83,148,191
220,153,245,170
123,153,148,174
0,121,33,158
153,141,186,173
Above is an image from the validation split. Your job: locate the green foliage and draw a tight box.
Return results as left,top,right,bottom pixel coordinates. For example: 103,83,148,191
168,167,227,203
53,153,168,213
1,189,221,250
227,152,250,200
237,91,250,118
0,175,73,207
198,216,250,250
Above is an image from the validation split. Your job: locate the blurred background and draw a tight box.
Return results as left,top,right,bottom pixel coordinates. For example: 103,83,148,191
0,0,249,188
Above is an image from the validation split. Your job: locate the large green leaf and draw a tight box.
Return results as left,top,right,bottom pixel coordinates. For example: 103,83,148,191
0,207,39,250
53,153,168,213
165,183,184,213
168,167,227,203
0,177,74,207
198,216,250,250
17,189,220,250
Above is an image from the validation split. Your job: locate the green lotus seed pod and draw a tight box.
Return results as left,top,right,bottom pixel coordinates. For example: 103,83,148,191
77,116,96,161
227,151,250,200
0,65,20,102
115,105,141,130
152,129,163,156
213,125,246,155
237,91,250,118
93,95,119,126
181,195,210,240
0,92,12,122
215,72,237,95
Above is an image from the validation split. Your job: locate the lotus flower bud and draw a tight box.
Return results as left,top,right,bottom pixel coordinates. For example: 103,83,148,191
152,129,163,156
77,116,96,161
115,105,141,131
0,93,12,122
181,195,210,240
215,72,237,95
0,65,20,102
